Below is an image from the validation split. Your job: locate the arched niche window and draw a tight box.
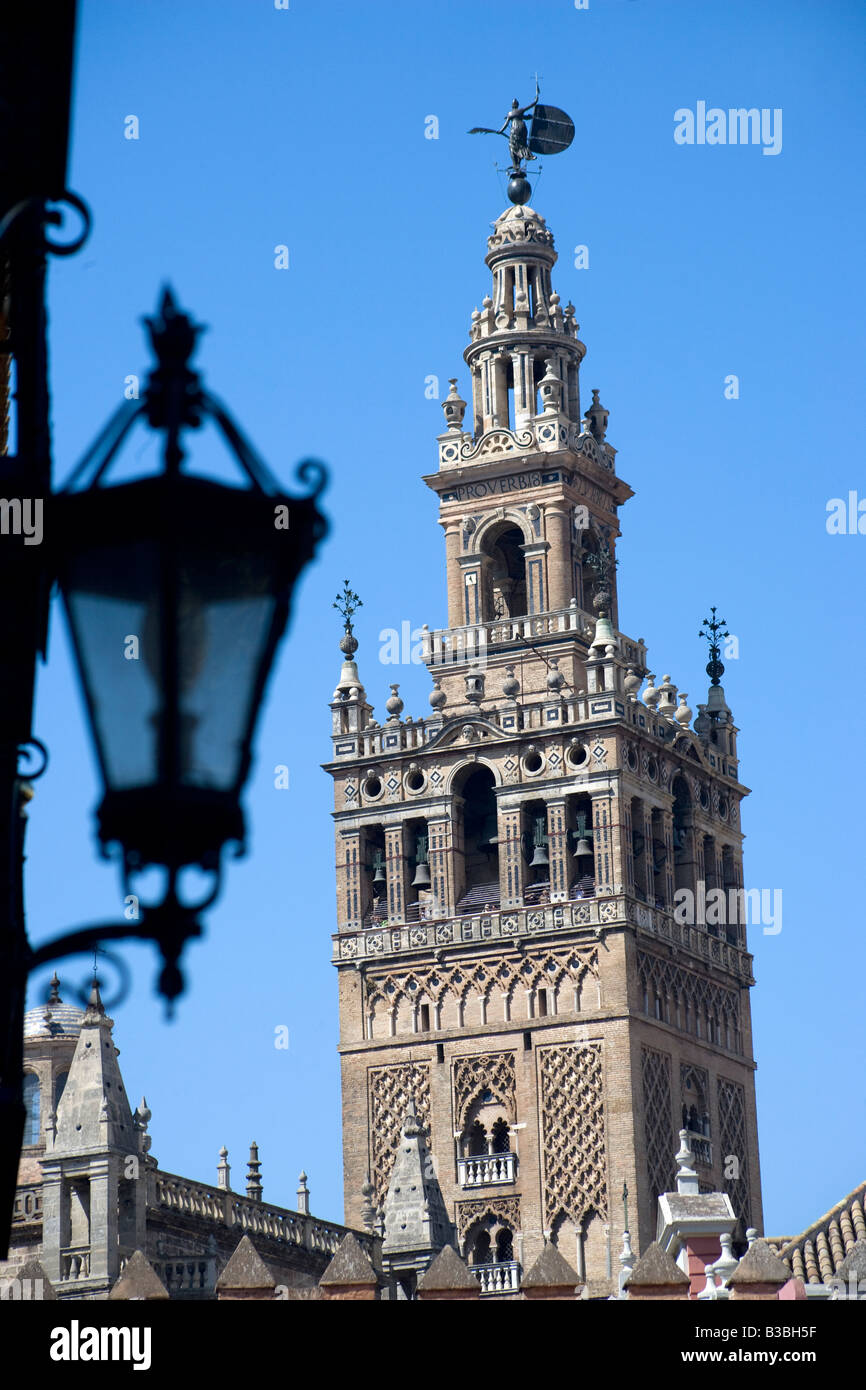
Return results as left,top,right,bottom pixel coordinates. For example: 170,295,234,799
470,1230,492,1266
22,1073,40,1146
651,807,667,908
406,815,433,921
468,1120,487,1156
496,1227,514,1263
454,766,499,913
576,530,601,613
672,776,697,897
481,523,528,622
362,824,387,926
631,797,648,900
568,791,594,899
491,1118,510,1154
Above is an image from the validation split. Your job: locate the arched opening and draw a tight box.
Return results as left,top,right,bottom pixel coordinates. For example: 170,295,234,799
651,807,667,907
468,1120,487,1156
491,1118,510,1154
22,1073,40,1146
360,824,387,926
569,792,595,898
454,766,499,913
470,1229,491,1266
576,530,602,613
631,797,648,900
522,797,549,904
406,815,433,922
480,523,528,621
672,776,697,898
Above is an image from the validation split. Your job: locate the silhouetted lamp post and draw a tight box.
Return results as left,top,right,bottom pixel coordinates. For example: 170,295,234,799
36,289,328,1003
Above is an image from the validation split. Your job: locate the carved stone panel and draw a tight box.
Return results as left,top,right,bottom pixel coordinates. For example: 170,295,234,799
368,1062,431,1205
538,1042,608,1230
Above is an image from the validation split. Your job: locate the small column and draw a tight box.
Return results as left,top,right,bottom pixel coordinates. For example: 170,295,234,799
339,829,363,929
427,812,455,917
385,823,408,924
444,520,463,630
522,541,550,615
546,798,569,903
511,349,532,428
498,796,526,909
544,505,573,611
591,792,614,895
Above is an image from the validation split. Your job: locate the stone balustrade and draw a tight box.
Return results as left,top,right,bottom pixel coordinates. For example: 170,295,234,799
474,1260,521,1295
61,1247,90,1280
335,893,754,987
457,1154,517,1188
151,1171,368,1261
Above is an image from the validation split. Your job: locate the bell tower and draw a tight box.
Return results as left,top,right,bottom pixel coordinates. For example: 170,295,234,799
326,194,762,1296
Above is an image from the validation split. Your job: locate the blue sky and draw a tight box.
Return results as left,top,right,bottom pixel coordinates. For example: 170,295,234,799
24,0,865,1238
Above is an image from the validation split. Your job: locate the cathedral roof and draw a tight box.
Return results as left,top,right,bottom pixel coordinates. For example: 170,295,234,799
24,975,85,1040
23,1001,85,1039
769,1179,866,1284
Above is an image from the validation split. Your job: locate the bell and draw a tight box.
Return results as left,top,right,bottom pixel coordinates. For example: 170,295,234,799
573,813,593,861
412,833,430,888
371,851,386,884
528,815,549,868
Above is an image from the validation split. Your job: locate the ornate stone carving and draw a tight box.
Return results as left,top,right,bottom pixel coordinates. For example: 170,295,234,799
366,946,599,1027
453,1052,517,1129
368,1063,431,1205
637,950,741,1052
642,1047,675,1201
718,1076,750,1229
538,1042,608,1230
456,1194,521,1244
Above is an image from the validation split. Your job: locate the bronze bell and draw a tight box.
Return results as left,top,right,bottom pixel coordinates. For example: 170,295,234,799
371,850,386,884
573,813,593,861
412,833,431,887
529,816,549,868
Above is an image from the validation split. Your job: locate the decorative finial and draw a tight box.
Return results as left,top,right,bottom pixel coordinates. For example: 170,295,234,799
217,1145,231,1190
334,579,362,647
675,1129,699,1195
622,1180,629,1234
246,1141,263,1202
48,972,62,1005
699,606,729,687
296,1170,310,1215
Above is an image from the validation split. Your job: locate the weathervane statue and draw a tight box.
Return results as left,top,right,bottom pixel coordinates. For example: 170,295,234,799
469,79,575,205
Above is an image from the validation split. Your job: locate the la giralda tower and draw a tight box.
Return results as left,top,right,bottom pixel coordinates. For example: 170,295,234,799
325,119,761,1293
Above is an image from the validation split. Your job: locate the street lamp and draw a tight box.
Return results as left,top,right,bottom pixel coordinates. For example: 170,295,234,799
41,288,328,1003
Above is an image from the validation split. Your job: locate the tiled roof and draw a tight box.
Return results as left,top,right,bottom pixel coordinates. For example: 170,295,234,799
768,1181,866,1284
23,1002,85,1039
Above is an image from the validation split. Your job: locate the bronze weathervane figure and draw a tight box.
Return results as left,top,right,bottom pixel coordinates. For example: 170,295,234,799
469,81,575,205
